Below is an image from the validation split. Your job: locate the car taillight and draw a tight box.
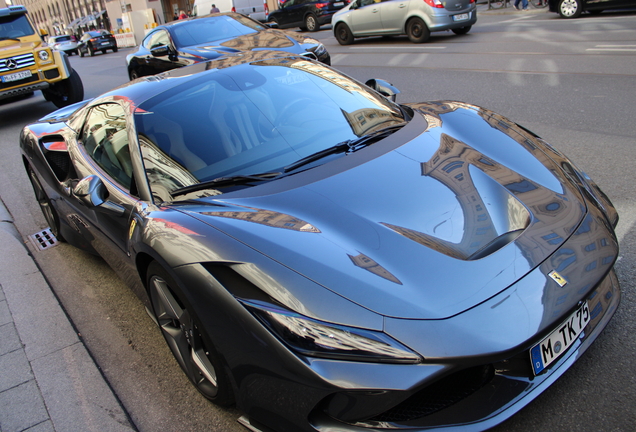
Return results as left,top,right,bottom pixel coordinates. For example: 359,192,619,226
90,38,98,42
315,2,329,6
423,0,445,7
231,6,236,11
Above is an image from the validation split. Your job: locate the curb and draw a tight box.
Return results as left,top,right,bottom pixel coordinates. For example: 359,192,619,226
0,197,136,432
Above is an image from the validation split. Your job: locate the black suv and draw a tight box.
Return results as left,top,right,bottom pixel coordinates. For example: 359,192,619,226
78,30,118,57
267,0,350,32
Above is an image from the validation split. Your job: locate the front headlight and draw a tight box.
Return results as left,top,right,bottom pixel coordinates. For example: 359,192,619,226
38,50,50,61
244,300,422,364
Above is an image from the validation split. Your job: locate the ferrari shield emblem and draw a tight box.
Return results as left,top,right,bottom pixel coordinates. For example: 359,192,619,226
548,270,568,287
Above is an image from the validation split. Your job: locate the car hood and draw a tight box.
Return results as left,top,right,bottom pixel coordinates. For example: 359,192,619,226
183,29,305,56
182,102,587,319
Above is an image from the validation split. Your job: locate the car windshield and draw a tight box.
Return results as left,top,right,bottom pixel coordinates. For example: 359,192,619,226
135,57,406,201
170,15,267,46
0,13,35,39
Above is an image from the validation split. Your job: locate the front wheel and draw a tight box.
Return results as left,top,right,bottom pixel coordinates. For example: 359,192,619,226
42,69,84,108
335,23,354,45
558,0,582,17
305,14,319,32
147,262,234,406
451,25,471,35
406,17,430,43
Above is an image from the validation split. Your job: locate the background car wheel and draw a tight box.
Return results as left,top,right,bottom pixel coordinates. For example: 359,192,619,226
452,25,471,35
26,165,65,242
129,68,141,80
147,262,234,406
113,46,118,53
335,23,354,45
406,17,430,43
42,69,84,108
74,49,79,55
89,45,95,56
80,49,85,57
558,0,582,17
305,14,320,32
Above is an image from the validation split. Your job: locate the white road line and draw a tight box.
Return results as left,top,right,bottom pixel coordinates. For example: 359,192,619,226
587,45,636,52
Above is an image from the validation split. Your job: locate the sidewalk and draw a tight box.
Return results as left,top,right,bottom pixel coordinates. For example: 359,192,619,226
0,198,135,432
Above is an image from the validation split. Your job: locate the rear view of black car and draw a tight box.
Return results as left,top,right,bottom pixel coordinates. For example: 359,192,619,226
267,0,350,31
78,30,118,57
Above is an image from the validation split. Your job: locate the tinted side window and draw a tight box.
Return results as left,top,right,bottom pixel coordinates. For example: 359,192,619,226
81,104,133,190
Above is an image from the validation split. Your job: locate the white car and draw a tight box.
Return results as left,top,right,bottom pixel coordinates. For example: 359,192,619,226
48,34,79,56
332,0,477,45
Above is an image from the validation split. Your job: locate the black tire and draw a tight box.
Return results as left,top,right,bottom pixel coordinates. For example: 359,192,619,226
129,68,141,81
101,49,106,54
26,165,65,242
147,262,234,406
558,0,582,17
305,14,319,32
80,48,85,58
335,23,354,45
74,50,79,56
113,46,118,53
88,45,95,56
451,25,471,35
406,17,430,43
43,69,84,108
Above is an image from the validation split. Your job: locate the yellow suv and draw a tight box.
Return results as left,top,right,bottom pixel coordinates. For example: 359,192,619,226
1,5,83,107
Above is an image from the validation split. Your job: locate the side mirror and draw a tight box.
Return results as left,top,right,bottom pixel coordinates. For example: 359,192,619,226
350,0,358,9
73,175,125,216
267,21,279,29
150,44,171,57
365,79,400,102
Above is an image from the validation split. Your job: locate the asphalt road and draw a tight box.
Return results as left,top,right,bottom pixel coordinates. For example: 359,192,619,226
1,9,635,431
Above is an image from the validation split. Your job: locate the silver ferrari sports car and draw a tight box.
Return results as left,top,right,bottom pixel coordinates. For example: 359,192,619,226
20,51,620,432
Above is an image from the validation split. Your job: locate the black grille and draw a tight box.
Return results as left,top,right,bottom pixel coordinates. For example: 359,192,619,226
44,68,60,79
369,365,495,422
45,150,71,181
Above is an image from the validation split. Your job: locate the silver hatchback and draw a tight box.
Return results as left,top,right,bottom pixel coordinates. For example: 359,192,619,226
332,0,476,44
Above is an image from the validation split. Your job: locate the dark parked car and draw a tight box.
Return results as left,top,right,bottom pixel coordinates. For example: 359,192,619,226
549,0,636,17
21,51,620,432
267,0,350,31
126,12,329,80
78,30,118,57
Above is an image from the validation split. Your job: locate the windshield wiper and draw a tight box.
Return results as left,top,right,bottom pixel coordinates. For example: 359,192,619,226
171,171,282,198
0,37,21,42
283,124,405,173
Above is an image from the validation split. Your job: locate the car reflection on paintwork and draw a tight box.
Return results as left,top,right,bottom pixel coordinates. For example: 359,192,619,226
21,51,620,432
125,12,330,80
332,0,477,44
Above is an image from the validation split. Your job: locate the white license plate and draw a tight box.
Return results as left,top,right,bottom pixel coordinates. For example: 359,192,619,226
453,13,469,21
334,1,344,5
1,70,32,83
530,301,590,375
101,42,110,45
